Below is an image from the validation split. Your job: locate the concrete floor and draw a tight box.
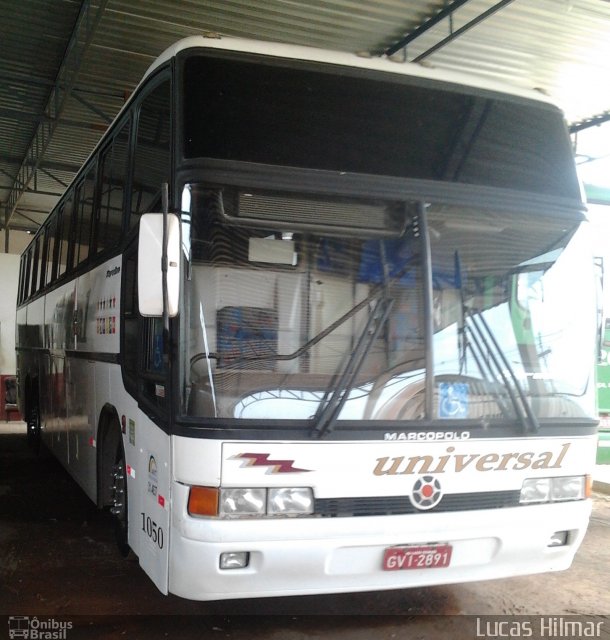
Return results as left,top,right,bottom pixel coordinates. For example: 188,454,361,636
1,423,609,639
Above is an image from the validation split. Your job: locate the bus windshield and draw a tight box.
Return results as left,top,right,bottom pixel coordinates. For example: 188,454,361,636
180,185,596,426
181,54,581,202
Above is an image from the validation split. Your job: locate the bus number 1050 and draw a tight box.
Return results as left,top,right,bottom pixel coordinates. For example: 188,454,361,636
141,512,164,549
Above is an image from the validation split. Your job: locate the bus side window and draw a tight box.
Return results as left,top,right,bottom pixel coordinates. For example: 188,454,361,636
29,236,41,297
38,225,49,291
23,246,33,302
18,254,26,304
140,316,168,412
130,78,171,229
73,165,97,267
122,245,139,390
143,318,166,374
56,194,73,278
122,242,167,413
98,118,131,254
45,216,58,285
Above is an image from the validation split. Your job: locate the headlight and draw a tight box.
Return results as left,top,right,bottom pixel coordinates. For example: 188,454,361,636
189,486,316,518
520,478,551,504
267,487,313,515
551,476,585,501
219,488,266,517
520,475,587,504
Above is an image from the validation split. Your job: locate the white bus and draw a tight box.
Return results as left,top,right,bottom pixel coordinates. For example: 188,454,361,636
16,36,598,601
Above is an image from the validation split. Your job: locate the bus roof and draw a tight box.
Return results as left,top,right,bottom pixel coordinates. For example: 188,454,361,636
146,34,558,108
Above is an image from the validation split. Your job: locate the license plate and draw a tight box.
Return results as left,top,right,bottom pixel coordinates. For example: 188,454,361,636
382,544,453,571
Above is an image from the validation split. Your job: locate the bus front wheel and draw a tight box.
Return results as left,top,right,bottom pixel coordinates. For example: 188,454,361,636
110,440,131,558
25,386,41,452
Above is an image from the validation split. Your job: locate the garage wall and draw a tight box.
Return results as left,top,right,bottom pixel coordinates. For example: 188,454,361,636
0,229,31,256
0,253,20,375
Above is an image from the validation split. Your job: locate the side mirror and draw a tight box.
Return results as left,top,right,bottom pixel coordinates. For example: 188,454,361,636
138,212,180,317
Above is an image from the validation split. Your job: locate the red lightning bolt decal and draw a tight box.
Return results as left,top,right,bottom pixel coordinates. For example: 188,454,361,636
234,453,311,473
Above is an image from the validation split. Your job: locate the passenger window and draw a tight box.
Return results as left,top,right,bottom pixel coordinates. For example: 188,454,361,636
30,237,41,297
98,118,131,253
130,78,171,228
122,246,139,385
121,243,167,414
73,165,96,267
56,199,72,278
38,226,49,290
18,255,26,303
45,217,58,285
23,247,33,300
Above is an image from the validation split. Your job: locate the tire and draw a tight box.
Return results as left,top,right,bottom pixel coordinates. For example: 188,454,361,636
26,398,41,453
110,439,132,558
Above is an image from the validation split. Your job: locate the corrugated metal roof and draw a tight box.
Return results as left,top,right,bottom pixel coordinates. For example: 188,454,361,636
2,0,610,237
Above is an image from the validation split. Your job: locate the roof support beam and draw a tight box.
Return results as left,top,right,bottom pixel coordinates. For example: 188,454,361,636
385,0,473,56
570,111,610,134
37,166,69,189
0,157,82,174
0,186,63,197
1,70,126,100
3,0,108,232
13,210,44,227
0,106,110,132
412,0,516,63
71,91,114,124
385,0,515,62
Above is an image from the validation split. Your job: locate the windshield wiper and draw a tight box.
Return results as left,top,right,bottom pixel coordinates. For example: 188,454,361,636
312,294,394,439
465,308,539,433
453,250,538,433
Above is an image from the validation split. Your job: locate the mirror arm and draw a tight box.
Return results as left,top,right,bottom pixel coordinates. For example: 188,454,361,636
161,183,170,338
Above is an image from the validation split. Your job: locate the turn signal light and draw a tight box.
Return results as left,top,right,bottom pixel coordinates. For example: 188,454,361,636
188,486,219,516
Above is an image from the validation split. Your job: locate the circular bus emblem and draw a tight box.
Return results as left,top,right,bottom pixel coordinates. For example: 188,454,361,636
410,475,443,510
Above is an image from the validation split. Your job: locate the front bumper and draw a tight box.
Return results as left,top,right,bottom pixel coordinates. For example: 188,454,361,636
168,481,592,601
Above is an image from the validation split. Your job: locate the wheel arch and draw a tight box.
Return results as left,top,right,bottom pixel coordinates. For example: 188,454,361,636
96,403,122,508
23,373,38,420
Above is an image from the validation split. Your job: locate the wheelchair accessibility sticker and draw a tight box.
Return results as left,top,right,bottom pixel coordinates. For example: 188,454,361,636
439,382,469,419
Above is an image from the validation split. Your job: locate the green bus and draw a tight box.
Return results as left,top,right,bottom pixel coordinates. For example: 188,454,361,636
597,318,610,463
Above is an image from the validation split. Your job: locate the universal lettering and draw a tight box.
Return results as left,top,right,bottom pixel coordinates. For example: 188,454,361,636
373,443,571,475
430,446,455,473
453,453,479,472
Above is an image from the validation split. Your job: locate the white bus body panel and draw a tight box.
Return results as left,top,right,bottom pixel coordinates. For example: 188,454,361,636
134,422,171,595
41,280,75,465
218,437,592,495
110,377,172,595
33,256,171,593
76,260,121,355
40,261,124,502
168,435,596,600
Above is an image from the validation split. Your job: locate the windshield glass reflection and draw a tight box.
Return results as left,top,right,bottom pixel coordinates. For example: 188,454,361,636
429,205,596,422
180,186,596,424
